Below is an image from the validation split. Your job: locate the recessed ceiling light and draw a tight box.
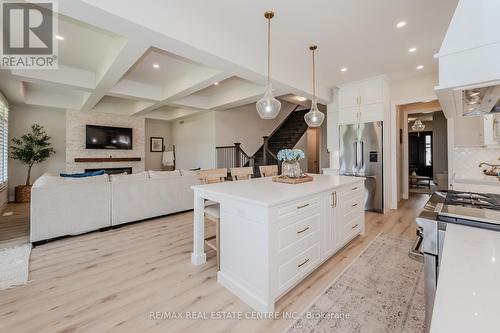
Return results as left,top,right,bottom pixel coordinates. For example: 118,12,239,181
296,96,307,102
55,35,64,40
396,21,406,28
214,82,219,85
340,67,348,72
416,65,424,70
408,47,417,53
153,64,160,68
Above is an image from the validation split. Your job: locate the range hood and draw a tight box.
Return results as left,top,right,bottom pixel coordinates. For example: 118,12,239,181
435,0,500,118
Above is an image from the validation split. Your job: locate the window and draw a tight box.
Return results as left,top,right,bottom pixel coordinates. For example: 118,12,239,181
0,94,8,186
425,134,432,166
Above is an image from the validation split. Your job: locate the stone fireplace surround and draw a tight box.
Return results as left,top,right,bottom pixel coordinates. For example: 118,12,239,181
66,110,145,174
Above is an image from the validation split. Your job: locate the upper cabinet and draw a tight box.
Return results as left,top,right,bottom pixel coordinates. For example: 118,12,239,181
337,76,389,125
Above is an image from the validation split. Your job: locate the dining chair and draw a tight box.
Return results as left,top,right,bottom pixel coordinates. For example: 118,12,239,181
259,165,279,177
230,167,254,181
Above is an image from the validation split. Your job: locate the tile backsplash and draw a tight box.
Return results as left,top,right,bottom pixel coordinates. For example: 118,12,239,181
454,147,500,179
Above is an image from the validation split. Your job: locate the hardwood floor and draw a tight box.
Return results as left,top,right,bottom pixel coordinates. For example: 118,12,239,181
0,194,429,333
0,202,29,249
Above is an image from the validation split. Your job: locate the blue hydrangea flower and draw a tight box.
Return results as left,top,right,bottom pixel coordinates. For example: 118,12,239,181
277,149,305,162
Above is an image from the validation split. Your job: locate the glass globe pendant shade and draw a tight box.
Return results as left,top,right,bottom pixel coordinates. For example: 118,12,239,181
304,100,325,127
256,83,281,119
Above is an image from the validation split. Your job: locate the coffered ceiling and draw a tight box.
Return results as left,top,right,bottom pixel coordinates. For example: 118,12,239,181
0,0,458,121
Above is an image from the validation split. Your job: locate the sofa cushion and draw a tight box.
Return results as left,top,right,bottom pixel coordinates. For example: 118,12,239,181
148,170,181,178
110,171,149,182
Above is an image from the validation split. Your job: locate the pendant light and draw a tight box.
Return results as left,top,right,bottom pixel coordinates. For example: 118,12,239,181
304,45,325,127
256,11,281,119
412,119,425,137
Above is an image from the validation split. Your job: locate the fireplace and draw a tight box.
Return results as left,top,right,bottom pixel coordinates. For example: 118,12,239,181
85,167,132,175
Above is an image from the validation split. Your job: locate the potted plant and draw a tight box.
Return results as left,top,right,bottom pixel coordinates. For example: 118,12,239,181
277,149,305,178
10,124,55,203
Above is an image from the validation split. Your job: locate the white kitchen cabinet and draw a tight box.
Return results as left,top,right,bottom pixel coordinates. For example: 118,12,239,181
337,76,389,125
338,84,360,108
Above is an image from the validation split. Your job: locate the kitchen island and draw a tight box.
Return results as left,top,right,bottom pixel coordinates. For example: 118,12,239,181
191,174,365,312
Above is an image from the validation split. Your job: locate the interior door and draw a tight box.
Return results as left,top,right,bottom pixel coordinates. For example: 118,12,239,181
408,131,433,177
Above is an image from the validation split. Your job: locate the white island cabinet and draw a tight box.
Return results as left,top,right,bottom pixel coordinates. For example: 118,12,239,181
191,175,365,312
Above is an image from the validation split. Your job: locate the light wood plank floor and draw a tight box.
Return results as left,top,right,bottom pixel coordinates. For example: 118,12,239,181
0,194,429,333
0,202,29,249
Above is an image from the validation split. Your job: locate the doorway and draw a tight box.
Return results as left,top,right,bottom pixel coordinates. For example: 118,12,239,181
408,131,433,178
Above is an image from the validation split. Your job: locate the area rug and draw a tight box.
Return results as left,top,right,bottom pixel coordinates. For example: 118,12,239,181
287,234,425,333
0,244,31,290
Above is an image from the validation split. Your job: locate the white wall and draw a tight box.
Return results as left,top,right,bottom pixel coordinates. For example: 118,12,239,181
391,73,438,102
453,116,482,147
145,118,172,171
172,111,216,170
66,110,145,173
214,101,296,156
8,105,66,201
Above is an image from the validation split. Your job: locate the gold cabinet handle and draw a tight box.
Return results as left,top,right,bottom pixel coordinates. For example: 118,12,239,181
352,203,358,207
297,258,310,268
297,203,309,209
352,224,359,229
352,186,359,191
296,226,310,234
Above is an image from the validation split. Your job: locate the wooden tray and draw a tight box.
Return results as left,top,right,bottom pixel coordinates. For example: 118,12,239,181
272,174,313,184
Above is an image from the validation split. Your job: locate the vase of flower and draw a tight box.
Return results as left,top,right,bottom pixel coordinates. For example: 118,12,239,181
277,149,305,178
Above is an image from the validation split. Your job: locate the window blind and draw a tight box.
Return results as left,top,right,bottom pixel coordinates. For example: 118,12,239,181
0,95,8,185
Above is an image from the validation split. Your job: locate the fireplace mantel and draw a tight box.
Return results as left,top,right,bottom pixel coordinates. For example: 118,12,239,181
74,157,141,163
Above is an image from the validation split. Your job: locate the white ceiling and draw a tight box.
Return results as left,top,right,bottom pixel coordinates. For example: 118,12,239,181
80,0,458,97
0,0,459,122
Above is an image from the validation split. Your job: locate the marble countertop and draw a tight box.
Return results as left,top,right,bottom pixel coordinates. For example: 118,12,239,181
431,223,500,332
191,174,363,207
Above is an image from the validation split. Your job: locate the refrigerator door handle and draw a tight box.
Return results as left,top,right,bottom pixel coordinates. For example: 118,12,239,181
360,140,364,168
354,141,358,168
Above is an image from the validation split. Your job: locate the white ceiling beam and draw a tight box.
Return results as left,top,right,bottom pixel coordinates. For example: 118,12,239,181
10,65,95,91
130,70,231,116
80,40,150,111
108,79,163,102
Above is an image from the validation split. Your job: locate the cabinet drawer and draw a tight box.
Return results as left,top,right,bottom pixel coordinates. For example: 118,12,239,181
340,192,363,217
279,213,320,251
341,215,363,241
279,243,320,290
277,195,321,219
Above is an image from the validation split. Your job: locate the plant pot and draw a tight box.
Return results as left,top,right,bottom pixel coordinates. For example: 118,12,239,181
281,161,302,178
15,185,32,203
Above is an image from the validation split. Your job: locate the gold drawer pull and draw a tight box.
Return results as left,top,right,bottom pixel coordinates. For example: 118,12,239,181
297,258,310,268
296,226,310,234
297,203,310,209
352,186,359,191
352,224,359,229
352,203,358,207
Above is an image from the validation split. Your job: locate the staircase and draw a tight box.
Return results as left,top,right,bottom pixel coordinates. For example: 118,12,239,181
249,108,309,175
215,106,310,177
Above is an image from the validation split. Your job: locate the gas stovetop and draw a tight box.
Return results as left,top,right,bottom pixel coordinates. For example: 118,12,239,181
444,191,500,211
439,191,500,227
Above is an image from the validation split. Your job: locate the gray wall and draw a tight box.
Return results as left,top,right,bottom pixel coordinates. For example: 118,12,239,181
145,118,173,171
432,111,448,181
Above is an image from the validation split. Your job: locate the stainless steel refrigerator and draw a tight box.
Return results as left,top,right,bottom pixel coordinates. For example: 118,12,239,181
339,122,383,212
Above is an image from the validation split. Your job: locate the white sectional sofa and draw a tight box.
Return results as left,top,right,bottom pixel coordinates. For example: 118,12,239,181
30,170,200,243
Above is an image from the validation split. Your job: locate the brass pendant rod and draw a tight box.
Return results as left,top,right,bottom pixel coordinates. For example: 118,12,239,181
309,45,318,101
267,15,271,83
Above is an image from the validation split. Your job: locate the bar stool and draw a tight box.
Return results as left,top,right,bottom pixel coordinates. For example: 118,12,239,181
259,165,278,177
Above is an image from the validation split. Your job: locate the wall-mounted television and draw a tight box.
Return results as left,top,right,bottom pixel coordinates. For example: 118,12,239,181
85,125,133,150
